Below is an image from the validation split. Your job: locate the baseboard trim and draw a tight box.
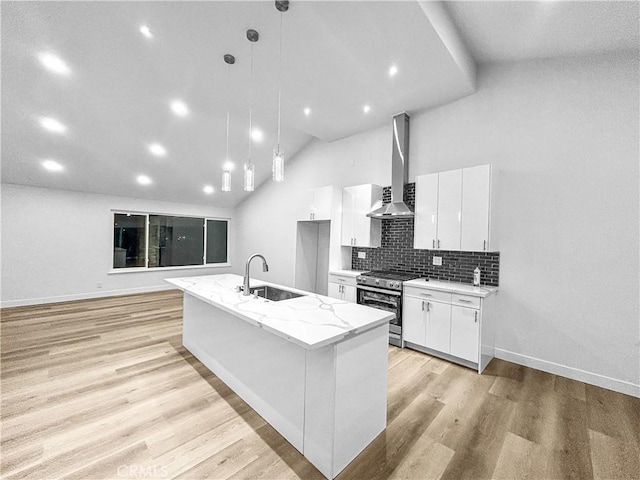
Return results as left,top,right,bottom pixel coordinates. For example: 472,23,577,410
494,348,640,398
1,285,176,309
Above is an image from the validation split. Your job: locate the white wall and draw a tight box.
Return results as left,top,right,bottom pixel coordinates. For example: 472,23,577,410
234,127,390,287
1,184,234,306
234,51,639,396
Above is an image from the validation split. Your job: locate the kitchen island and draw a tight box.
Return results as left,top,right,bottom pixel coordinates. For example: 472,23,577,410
166,274,393,479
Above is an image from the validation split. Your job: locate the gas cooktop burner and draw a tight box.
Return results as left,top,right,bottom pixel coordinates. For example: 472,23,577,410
360,270,420,281
356,270,421,291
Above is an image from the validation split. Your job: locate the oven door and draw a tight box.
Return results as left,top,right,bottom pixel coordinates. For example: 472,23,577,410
356,285,403,345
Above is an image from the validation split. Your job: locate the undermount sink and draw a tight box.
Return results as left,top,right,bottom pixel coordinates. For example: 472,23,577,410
250,285,305,302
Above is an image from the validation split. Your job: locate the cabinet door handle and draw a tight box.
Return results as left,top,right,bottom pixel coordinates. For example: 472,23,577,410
421,300,425,311
458,299,473,303
354,237,357,245
426,301,430,312
483,240,486,251
474,311,478,323
437,239,440,249
432,239,435,249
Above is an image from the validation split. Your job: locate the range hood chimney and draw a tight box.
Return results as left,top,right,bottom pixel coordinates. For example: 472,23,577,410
367,112,413,218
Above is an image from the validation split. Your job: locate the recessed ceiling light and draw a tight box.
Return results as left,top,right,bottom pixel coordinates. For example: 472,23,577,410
137,174,152,185
42,159,64,172
148,143,167,157
170,100,189,117
223,161,234,171
389,65,398,77
203,185,214,194
303,107,311,116
39,116,67,134
139,25,153,39
251,128,263,143
37,52,71,76
363,105,371,114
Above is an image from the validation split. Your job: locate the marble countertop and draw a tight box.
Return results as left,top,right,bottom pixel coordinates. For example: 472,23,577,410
404,278,498,298
166,274,394,350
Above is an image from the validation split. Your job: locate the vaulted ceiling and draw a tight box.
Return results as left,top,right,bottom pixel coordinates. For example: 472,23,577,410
2,1,637,208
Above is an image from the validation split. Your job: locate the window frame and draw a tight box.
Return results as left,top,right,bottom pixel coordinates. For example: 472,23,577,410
110,210,231,274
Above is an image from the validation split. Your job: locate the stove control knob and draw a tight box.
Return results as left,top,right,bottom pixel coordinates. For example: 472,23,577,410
375,279,380,286
390,281,397,289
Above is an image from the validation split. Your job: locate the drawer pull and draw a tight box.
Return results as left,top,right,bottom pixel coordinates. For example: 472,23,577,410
338,279,345,282
458,299,473,303
420,293,433,297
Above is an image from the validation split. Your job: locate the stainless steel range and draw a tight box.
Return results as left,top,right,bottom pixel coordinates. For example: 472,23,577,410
356,270,420,347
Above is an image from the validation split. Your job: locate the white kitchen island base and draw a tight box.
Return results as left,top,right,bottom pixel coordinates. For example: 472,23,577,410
182,293,388,479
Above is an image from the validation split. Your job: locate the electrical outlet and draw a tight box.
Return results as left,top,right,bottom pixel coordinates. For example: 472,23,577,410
358,251,366,259
432,256,442,266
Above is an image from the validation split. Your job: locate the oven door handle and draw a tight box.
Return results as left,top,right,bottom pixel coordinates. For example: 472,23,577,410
362,297,398,306
357,285,402,296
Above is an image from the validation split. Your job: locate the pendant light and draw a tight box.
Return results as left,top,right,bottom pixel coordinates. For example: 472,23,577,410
272,1,289,182
221,54,235,192
244,29,259,192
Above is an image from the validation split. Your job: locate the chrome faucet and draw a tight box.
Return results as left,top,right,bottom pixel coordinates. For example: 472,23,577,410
243,254,269,296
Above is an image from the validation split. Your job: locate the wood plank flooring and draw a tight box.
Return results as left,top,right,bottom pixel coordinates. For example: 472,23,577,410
1,290,638,479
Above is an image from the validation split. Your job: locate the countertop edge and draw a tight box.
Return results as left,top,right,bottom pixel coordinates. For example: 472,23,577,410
404,279,499,298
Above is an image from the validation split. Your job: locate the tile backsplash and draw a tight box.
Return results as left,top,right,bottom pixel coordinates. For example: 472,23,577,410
351,183,500,286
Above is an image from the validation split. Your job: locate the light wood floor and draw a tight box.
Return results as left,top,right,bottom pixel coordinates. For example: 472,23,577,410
1,290,638,480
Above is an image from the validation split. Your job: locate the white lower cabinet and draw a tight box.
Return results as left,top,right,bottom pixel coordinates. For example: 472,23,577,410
449,305,479,362
328,272,358,302
403,281,496,373
403,296,452,353
425,300,452,353
402,296,426,346
328,283,356,302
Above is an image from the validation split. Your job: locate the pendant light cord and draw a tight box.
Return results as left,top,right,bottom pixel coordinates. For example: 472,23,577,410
248,41,254,164
277,12,283,150
225,63,230,161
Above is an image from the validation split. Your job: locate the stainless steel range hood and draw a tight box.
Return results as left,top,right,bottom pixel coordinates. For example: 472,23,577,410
367,112,414,218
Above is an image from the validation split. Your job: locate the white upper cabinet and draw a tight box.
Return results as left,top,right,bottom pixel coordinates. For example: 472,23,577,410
341,184,382,248
414,173,439,250
436,169,462,251
414,164,496,252
298,186,334,221
461,164,491,252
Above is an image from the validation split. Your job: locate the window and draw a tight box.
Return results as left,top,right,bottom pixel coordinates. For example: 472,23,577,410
149,215,204,267
113,214,146,268
206,219,228,264
113,212,229,269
